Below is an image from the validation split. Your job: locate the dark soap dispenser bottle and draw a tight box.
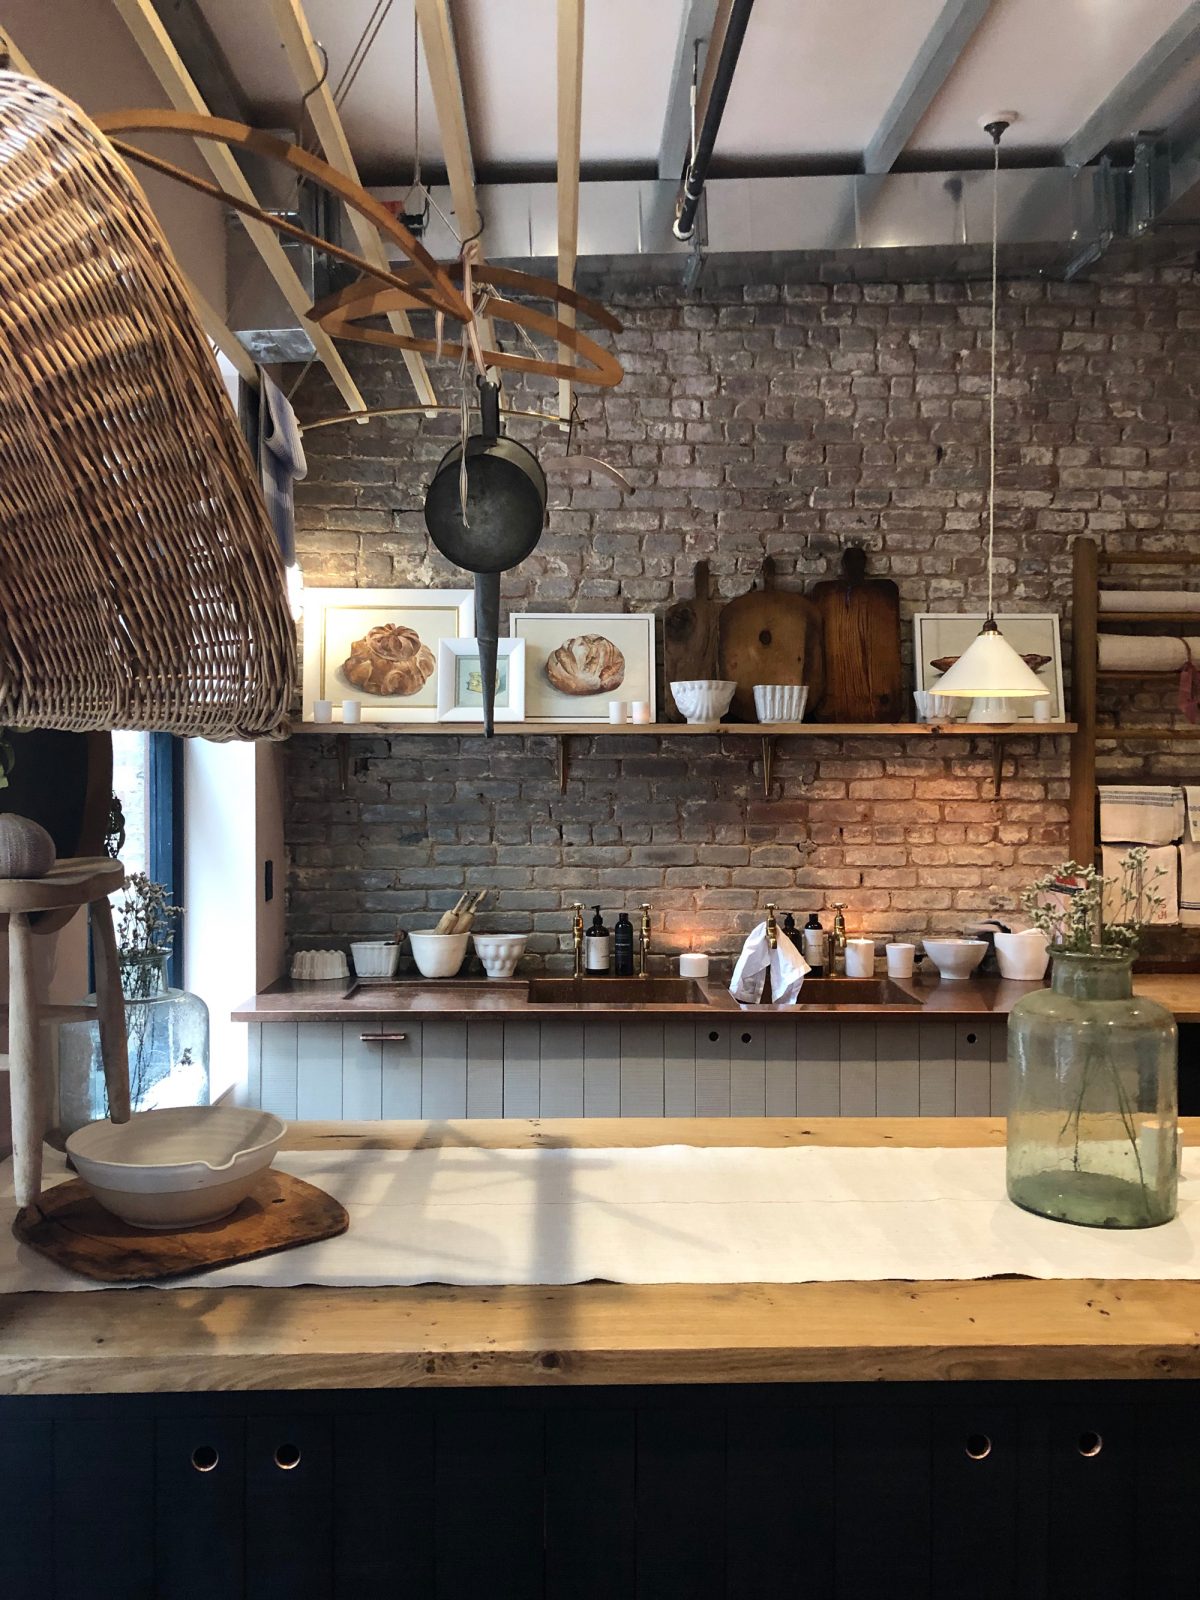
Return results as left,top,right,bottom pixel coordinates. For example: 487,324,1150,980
613,912,634,977
585,906,611,973
802,912,826,977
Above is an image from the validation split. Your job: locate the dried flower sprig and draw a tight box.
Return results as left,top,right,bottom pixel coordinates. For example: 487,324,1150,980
1021,847,1165,955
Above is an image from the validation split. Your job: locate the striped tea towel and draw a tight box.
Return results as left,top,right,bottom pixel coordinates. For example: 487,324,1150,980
1098,786,1185,846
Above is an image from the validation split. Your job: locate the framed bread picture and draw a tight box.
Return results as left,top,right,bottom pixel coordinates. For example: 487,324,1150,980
301,587,474,722
509,612,656,722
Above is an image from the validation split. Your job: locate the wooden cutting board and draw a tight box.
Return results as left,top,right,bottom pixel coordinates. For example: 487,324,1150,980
809,546,903,722
717,556,824,722
662,558,722,721
13,1168,348,1282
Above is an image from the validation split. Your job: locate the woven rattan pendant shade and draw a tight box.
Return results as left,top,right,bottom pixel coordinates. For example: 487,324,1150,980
0,73,294,740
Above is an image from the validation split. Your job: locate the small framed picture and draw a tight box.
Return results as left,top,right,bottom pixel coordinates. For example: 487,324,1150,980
301,587,474,722
509,611,656,722
436,638,526,722
912,612,1065,720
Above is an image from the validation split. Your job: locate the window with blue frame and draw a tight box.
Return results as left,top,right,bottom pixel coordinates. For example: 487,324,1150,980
110,731,184,986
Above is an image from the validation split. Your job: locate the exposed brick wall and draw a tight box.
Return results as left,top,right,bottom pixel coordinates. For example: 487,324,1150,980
286,269,1200,971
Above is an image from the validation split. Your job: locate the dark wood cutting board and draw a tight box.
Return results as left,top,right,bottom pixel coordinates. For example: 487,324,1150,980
662,558,722,721
13,1168,348,1282
717,556,824,722
809,546,903,722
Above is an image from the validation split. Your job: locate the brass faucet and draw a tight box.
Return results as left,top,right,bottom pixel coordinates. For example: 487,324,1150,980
831,902,848,975
571,902,585,978
766,903,779,950
638,902,652,977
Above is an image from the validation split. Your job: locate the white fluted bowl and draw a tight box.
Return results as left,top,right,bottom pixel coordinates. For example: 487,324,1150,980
350,939,402,978
66,1107,286,1230
472,932,528,979
408,930,470,979
923,938,987,981
670,679,736,723
994,929,1051,981
753,684,809,723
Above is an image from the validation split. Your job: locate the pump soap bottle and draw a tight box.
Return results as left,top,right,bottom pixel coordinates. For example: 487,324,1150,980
802,913,827,977
585,906,611,973
613,912,634,977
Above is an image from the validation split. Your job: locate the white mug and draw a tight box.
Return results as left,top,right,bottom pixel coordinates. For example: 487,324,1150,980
609,701,628,724
1032,697,1051,723
312,699,333,723
886,942,916,979
341,699,362,724
630,700,651,724
845,938,875,978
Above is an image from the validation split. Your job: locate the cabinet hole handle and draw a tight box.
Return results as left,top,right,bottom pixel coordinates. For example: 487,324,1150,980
708,1030,720,1043
966,1031,978,1045
191,1444,219,1473
741,1031,752,1044
365,1032,408,1042
964,1433,992,1461
274,1442,302,1471
1077,1431,1103,1458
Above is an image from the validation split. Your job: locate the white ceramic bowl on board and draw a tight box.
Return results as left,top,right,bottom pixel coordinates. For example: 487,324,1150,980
922,938,988,981
669,680,736,724
350,939,402,978
408,930,470,979
753,684,809,723
471,932,528,979
993,929,1051,981
65,1106,286,1230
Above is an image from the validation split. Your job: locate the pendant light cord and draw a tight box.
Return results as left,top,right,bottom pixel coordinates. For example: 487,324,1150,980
987,131,999,622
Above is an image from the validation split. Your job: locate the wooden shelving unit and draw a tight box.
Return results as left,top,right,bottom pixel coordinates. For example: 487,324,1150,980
291,719,1076,799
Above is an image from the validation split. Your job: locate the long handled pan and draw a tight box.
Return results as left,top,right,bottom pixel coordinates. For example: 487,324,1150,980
424,376,546,734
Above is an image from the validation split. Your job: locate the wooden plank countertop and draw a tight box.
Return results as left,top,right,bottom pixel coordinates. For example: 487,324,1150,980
4,1117,1200,1396
232,972,1200,1022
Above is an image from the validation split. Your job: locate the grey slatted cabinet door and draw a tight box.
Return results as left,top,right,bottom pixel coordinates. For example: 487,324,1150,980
876,1025,919,1116
919,1021,957,1116
954,1022,992,1116
730,1022,766,1116
421,1019,468,1119
796,1020,840,1115
838,1021,877,1116
583,1019,621,1117
260,1024,299,1119
503,1019,541,1117
763,1023,797,1115
296,1022,343,1121
466,1019,504,1117
990,1019,1009,1114
663,1018,697,1115
246,1023,262,1108
341,1026,383,1121
381,1024,422,1119
540,1019,585,1116
695,1020,731,1116
620,1018,665,1115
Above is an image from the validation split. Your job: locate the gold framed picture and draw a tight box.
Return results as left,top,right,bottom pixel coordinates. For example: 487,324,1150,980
301,587,474,721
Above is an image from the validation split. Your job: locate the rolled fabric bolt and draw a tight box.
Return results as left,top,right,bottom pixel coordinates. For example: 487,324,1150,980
630,701,651,724
1097,634,1200,672
609,700,628,724
886,942,916,979
1099,590,1200,613
844,938,875,978
312,699,333,723
341,698,361,724
679,952,709,978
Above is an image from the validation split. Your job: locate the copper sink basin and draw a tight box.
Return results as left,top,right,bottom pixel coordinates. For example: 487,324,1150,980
525,976,713,1006
793,977,921,1006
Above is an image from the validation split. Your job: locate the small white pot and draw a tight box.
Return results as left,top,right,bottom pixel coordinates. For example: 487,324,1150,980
350,940,402,978
922,938,988,981
753,684,809,724
669,679,736,724
408,930,469,979
471,932,528,979
993,929,1051,981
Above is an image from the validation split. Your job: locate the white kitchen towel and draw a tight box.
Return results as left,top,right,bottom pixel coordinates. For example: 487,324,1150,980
1099,590,1200,613
1182,835,1200,927
728,922,809,1004
5,1143,1200,1292
1097,634,1200,671
1098,785,1185,844
1186,786,1200,844
1102,843,1179,925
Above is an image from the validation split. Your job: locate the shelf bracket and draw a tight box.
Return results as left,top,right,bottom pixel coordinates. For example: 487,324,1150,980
556,735,568,794
991,738,1005,798
761,736,776,800
336,739,351,795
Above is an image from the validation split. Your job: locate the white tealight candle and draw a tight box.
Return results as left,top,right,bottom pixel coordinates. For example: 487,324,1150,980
312,699,333,723
679,952,709,978
341,698,362,724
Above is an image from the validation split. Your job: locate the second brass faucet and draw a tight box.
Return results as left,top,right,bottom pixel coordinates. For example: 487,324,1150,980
639,902,652,977
572,902,585,978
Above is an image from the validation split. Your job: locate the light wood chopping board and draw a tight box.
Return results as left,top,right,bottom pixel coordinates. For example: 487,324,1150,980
809,546,903,722
662,558,722,721
717,556,824,722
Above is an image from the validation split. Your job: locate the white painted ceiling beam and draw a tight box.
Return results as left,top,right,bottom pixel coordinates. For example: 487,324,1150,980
111,0,366,413
862,0,994,175
1063,0,1200,167
265,0,436,410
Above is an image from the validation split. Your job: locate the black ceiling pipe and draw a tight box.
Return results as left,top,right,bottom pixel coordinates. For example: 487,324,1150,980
673,0,757,242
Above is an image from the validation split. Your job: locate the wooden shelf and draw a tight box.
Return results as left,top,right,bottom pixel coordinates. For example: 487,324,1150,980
1096,726,1200,739
290,720,1077,738
1098,669,1180,680
1097,611,1200,623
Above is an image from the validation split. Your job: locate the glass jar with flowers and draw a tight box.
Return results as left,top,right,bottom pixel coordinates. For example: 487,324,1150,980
1006,849,1178,1229
58,873,209,1135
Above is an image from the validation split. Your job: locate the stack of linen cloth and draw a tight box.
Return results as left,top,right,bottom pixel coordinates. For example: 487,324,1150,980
1098,785,1200,926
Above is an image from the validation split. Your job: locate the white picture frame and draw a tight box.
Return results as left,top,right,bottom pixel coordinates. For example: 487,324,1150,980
301,587,474,722
508,611,656,722
436,638,526,722
912,612,1065,721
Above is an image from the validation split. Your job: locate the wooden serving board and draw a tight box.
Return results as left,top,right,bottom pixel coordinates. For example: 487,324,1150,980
12,1168,347,1282
717,556,824,722
662,558,722,721
809,546,903,722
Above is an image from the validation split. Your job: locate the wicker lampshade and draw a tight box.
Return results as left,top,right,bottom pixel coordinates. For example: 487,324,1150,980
0,73,295,740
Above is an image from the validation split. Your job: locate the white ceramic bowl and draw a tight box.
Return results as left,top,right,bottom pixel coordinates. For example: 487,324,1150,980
408,930,470,979
350,939,402,978
994,929,1051,981
669,679,736,724
913,691,963,723
922,938,988,981
753,684,809,723
66,1106,286,1230
471,932,528,979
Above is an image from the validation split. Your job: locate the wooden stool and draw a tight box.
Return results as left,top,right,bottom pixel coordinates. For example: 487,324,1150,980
2,857,128,1207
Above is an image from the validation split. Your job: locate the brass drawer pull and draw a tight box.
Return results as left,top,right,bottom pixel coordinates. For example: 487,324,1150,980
367,1032,408,1042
